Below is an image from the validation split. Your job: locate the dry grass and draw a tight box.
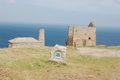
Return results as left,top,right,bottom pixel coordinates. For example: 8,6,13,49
0,46,120,80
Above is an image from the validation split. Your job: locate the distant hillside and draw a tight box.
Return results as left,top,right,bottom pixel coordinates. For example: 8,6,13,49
0,47,120,80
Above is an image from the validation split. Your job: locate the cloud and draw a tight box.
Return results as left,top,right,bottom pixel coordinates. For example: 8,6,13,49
9,0,16,4
0,0,119,26
115,0,120,4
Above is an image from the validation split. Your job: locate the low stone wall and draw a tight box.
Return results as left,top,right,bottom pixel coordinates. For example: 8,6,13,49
9,42,43,48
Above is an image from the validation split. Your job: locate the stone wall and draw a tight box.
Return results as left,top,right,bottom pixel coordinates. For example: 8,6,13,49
9,42,43,48
66,26,74,46
67,22,96,47
8,28,45,48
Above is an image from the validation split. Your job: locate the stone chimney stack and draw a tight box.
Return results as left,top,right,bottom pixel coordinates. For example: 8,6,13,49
39,28,45,46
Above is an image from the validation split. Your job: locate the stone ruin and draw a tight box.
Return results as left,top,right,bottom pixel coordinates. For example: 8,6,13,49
8,28,45,48
66,22,96,48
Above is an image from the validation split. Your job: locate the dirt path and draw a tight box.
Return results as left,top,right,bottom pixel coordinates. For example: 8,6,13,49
78,48,120,57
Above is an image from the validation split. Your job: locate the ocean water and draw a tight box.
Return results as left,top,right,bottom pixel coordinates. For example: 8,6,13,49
0,23,120,48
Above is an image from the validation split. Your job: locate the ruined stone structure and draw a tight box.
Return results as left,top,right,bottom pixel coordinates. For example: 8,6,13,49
8,28,45,48
66,22,96,47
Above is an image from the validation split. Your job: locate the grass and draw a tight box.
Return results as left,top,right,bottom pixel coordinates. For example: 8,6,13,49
0,47,120,80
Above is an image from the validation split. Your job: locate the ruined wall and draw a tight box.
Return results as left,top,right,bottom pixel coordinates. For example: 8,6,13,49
73,27,96,47
66,26,74,46
66,22,96,47
9,42,43,48
8,28,45,48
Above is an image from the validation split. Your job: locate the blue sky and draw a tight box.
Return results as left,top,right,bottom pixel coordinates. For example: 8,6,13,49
0,0,120,27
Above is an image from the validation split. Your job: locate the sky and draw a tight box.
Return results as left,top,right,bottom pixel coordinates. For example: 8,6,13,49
0,0,120,27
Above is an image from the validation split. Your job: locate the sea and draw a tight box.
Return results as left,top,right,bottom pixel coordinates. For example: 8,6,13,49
0,23,120,48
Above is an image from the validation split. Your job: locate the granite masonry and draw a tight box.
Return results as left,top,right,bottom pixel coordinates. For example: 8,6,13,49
8,28,45,48
66,22,96,48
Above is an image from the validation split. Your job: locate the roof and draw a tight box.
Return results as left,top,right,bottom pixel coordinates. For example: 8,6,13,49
9,37,40,43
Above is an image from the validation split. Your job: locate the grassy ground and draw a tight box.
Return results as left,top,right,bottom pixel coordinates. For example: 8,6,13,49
0,47,120,80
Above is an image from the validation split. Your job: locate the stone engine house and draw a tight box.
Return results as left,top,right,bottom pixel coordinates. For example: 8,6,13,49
8,28,45,48
66,22,96,47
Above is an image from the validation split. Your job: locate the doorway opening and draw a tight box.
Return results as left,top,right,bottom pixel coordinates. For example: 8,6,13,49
83,40,86,46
